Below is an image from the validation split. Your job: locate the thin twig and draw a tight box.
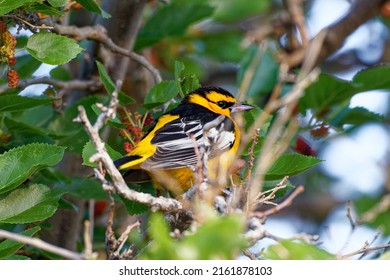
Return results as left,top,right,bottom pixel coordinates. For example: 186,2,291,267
252,185,305,219
1,15,54,30
53,24,162,84
339,243,390,259
0,229,84,260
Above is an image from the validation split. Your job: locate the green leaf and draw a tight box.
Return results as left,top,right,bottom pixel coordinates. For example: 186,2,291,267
181,215,247,259
143,213,177,259
49,95,109,153
26,33,82,65
200,31,244,62
54,177,106,200
0,0,38,15
14,55,42,80
238,45,279,101
96,61,135,105
82,140,122,167
143,212,247,260
0,184,63,223
0,94,55,113
211,0,271,22
265,153,322,181
174,61,186,97
135,2,214,49
264,240,334,260
0,143,66,194
143,81,179,110
75,0,111,18
47,0,66,7
25,3,65,16
299,73,354,115
352,65,390,91
330,106,384,127
4,117,69,140
0,226,40,259
174,60,201,98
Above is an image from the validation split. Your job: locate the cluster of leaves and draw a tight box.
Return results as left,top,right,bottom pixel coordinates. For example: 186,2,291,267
0,0,389,260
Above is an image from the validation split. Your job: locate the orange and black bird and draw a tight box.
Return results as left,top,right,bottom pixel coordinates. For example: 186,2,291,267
114,86,254,194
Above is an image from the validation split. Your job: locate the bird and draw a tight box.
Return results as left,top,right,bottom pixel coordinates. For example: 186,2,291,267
114,86,254,195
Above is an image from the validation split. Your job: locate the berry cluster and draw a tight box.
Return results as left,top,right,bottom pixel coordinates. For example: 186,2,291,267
118,107,154,153
0,20,18,88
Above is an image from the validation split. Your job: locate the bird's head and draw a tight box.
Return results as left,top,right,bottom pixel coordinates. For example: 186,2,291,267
183,86,254,117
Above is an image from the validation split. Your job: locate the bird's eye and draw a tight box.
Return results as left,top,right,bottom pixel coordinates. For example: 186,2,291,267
217,101,227,108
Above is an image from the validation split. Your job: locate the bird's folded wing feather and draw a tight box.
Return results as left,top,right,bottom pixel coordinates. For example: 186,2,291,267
141,117,203,170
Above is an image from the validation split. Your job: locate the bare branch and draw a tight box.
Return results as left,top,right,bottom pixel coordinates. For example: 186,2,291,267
0,229,84,260
53,24,162,84
1,15,54,31
339,243,390,259
0,77,101,94
252,185,305,219
283,0,388,68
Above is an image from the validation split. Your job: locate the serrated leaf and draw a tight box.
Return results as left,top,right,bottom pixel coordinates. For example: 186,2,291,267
0,94,55,113
47,0,66,7
96,61,135,105
26,33,82,65
0,226,40,259
0,143,66,194
265,153,322,180
299,73,354,115
143,81,179,110
82,140,122,167
330,106,384,127
0,184,63,223
0,0,39,15
135,2,214,49
174,60,201,97
264,240,334,260
352,65,390,91
75,0,111,18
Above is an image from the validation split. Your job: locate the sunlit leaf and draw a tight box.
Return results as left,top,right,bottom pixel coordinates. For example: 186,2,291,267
0,143,66,194
27,33,82,65
0,184,63,223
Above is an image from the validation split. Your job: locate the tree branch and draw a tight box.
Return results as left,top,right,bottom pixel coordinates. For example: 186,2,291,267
283,0,388,68
53,24,162,84
252,185,305,219
0,229,84,260
0,77,101,94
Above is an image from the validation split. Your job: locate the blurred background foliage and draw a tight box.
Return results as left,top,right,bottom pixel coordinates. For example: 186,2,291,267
0,0,389,260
